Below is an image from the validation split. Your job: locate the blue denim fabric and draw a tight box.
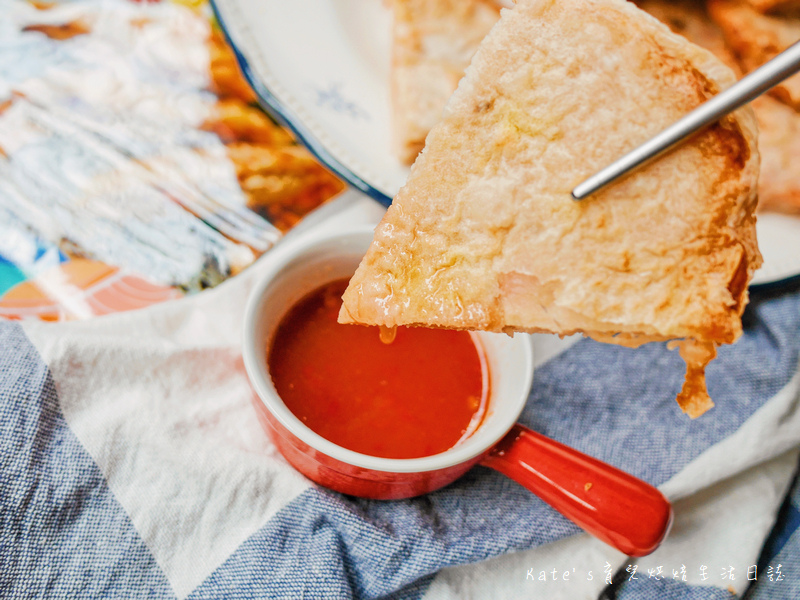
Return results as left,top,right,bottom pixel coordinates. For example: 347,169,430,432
2,283,799,599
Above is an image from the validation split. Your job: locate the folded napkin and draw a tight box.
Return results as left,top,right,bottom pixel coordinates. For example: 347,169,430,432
1,190,799,600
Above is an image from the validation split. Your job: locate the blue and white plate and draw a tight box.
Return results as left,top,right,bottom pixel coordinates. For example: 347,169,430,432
211,0,404,205
211,0,800,286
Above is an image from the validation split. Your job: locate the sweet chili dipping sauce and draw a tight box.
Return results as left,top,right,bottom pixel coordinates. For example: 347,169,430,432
268,278,488,459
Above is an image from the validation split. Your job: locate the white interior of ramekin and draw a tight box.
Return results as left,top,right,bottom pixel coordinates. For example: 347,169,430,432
243,226,534,474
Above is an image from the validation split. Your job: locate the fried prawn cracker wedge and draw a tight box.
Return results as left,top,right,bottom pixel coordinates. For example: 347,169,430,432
391,0,500,164
340,0,761,418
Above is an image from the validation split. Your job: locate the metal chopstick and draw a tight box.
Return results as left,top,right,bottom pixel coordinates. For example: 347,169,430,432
571,40,800,200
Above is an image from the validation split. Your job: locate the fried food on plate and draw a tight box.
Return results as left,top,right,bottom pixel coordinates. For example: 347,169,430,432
752,95,800,213
340,0,762,418
741,0,800,14
391,0,500,164
708,0,800,109
638,0,800,213
635,0,740,70
205,32,345,231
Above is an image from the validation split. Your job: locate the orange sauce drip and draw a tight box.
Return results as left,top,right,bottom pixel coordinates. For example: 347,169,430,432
378,325,397,345
268,278,487,459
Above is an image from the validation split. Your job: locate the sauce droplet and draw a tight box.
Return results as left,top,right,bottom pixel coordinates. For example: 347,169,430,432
379,325,397,345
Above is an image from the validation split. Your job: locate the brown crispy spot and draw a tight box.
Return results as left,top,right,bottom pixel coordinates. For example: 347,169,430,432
706,120,750,171
689,66,720,98
667,16,688,31
475,99,494,113
726,249,750,311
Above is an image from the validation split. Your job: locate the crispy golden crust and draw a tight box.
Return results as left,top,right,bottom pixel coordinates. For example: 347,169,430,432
708,0,800,109
391,0,500,164
341,0,761,417
637,0,800,213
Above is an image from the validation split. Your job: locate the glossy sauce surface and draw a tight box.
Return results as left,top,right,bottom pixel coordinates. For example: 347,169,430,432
268,279,487,459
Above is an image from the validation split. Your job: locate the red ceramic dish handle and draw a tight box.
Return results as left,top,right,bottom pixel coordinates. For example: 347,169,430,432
481,424,673,557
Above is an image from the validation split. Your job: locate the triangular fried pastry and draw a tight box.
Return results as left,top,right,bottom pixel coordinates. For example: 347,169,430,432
391,0,500,164
340,0,761,418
